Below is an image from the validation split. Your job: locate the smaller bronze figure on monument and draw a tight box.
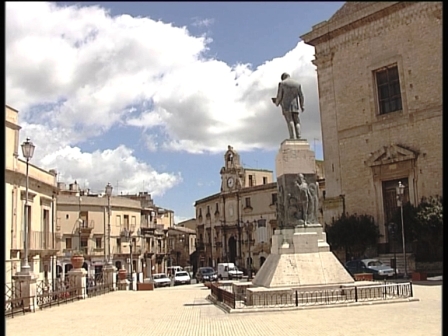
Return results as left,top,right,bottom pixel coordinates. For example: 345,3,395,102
307,182,320,223
272,73,305,140
294,173,311,224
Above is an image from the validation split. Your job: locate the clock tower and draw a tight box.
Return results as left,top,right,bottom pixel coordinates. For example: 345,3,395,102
220,145,244,192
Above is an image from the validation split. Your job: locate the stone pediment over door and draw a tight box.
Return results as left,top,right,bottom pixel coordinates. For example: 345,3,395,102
366,144,418,167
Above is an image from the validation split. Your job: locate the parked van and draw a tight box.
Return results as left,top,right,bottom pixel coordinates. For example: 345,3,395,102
217,263,243,280
167,266,183,277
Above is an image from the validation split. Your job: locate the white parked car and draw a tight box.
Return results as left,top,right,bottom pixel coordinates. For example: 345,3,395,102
152,273,171,288
173,271,191,286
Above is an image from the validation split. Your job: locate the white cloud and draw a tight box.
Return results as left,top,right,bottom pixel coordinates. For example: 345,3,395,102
191,17,215,27
6,2,321,198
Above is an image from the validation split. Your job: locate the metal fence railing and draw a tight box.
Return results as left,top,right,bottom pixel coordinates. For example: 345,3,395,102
210,281,414,310
5,271,115,317
5,282,29,318
36,277,82,310
86,272,113,297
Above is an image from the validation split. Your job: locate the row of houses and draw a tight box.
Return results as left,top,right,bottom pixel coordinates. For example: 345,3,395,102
5,105,196,284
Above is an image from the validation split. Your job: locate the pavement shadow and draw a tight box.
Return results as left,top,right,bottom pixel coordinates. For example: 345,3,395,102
412,280,443,286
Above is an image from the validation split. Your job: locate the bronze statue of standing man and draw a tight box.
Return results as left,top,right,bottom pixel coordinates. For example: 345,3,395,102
272,73,305,140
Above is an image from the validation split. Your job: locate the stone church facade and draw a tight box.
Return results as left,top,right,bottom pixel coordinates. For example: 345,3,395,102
301,2,442,249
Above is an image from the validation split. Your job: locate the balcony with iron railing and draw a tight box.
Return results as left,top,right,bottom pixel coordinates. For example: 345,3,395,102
89,247,105,256
112,245,142,255
120,224,136,236
140,219,156,229
13,231,57,252
76,220,95,234
62,246,88,256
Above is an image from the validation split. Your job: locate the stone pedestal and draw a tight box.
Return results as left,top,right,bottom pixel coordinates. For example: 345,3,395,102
251,139,354,289
12,272,37,312
252,224,354,288
275,139,316,176
68,268,87,299
103,264,117,291
275,140,320,228
118,279,130,291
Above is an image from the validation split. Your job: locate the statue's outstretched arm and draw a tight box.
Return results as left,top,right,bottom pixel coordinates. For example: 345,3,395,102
275,82,283,106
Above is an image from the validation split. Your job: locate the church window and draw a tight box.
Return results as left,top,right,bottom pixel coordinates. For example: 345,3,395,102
375,64,402,115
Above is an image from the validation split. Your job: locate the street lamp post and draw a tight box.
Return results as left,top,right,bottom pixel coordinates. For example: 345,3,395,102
122,227,134,289
105,183,113,265
396,181,407,278
21,138,35,274
76,191,82,251
388,222,397,279
245,220,254,280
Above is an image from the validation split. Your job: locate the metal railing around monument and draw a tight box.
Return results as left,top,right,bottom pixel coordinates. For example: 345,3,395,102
210,281,414,310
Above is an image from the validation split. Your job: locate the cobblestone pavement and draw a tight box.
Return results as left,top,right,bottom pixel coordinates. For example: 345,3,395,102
6,282,441,336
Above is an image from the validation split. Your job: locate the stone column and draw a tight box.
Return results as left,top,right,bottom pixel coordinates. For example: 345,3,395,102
103,264,117,291
12,273,37,312
68,268,87,299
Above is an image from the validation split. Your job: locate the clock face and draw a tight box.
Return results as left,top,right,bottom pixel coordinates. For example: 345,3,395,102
227,177,234,188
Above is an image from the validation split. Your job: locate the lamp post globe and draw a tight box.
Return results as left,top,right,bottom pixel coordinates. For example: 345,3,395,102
21,138,36,160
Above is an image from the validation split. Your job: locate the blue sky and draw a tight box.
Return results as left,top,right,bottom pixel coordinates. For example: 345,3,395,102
6,2,344,222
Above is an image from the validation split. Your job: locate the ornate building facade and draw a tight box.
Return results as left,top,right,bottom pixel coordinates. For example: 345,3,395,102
5,105,59,283
301,2,442,253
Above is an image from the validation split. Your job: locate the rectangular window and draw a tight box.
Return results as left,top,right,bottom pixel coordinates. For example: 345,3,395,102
207,205,210,215
215,203,219,212
245,197,251,207
116,215,121,227
124,215,129,228
131,216,136,225
375,64,402,115
271,193,278,205
263,177,268,185
80,237,88,247
248,175,254,187
95,237,102,248
66,238,72,249
66,214,69,219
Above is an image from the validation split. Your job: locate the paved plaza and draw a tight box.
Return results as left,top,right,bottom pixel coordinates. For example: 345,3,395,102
6,281,442,336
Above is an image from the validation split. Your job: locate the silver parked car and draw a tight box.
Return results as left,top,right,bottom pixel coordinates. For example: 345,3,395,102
345,259,395,279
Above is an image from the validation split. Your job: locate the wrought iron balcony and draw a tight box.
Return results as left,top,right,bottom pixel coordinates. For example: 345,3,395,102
140,219,156,229
76,220,95,234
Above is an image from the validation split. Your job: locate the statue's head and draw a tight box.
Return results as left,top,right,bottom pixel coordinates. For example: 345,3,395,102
281,73,290,80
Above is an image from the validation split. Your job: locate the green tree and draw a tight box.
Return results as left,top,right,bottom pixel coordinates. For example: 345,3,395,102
391,195,443,261
326,214,380,260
